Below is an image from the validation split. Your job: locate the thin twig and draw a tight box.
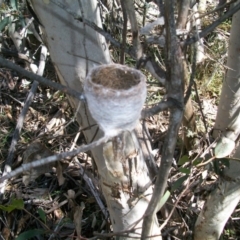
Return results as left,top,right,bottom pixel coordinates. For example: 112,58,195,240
48,217,64,240
196,0,238,20
0,56,169,120
0,136,108,183
193,81,208,135
185,2,240,46
0,45,48,198
141,98,182,119
120,0,127,64
196,156,216,167
184,42,197,104
74,158,108,219
6,46,47,163
0,47,33,63
20,17,34,36
159,174,192,231
0,56,84,100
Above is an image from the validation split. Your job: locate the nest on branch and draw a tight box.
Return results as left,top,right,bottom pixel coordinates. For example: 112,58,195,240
84,64,146,137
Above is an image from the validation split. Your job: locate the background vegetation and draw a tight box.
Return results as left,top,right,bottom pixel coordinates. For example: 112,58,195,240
0,0,239,239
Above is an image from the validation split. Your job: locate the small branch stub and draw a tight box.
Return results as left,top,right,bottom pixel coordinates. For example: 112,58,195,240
84,64,147,137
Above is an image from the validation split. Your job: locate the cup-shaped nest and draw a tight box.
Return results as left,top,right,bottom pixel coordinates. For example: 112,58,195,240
84,64,147,137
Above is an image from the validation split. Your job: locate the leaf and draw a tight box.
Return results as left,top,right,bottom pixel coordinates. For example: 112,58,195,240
0,17,10,32
38,208,46,224
74,203,85,238
213,160,222,176
193,158,202,166
213,158,230,176
171,175,188,191
56,162,65,186
219,158,230,168
15,229,45,240
0,198,24,213
10,0,18,10
158,190,170,210
19,13,26,28
178,155,189,165
179,167,191,175
214,136,235,158
11,198,24,210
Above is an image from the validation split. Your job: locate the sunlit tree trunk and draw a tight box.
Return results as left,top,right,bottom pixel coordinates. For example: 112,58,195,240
194,4,240,239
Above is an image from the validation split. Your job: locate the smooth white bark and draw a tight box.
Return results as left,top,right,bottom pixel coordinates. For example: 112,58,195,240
31,1,160,238
195,5,240,240
213,3,240,143
194,147,240,240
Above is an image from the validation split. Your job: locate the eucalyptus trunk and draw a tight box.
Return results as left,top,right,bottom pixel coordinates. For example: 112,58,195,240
31,1,160,239
194,4,240,239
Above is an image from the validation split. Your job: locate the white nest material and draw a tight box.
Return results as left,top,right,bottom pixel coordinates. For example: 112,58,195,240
84,64,147,137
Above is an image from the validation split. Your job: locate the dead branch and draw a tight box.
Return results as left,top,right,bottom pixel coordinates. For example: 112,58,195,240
119,0,128,64
185,2,240,46
141,98,182,119
0,55,171,119
6,46,47,167
0,45,48,198
0,56,84,100
0,136,109,184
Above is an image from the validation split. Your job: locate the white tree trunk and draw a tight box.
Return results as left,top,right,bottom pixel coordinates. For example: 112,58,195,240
213,3,240,145
31,1,160,239
194,5,240,240
194,148,240,240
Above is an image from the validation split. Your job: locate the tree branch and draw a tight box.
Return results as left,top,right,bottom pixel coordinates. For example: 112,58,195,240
185,2,240,46
176,0,190,29
119,0,128,64
0,56,84,100
141,98,182,119
0,136,108,183
6,46,47,165
124,0,142,60
0,46,48,199
0,54,170,119
141,0,184,238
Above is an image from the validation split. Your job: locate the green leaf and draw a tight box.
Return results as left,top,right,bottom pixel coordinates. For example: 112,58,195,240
213,160,222,176
179,167,191,175
158,190,170,210
171,175,188,191
214,136,235,158
15,229,45,240
0,198,24,213
178,155,189,165
213,158,230,176
193,158,202,166
0,17,10,32
38,208,46,223
10,0,18,10
219,158,230,168
11,198,24,209
19,13,26,28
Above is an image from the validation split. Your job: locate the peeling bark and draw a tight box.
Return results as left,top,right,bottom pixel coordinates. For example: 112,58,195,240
31,1,160,238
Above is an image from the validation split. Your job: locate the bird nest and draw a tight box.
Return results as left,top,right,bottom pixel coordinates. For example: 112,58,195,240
84,64,146,137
